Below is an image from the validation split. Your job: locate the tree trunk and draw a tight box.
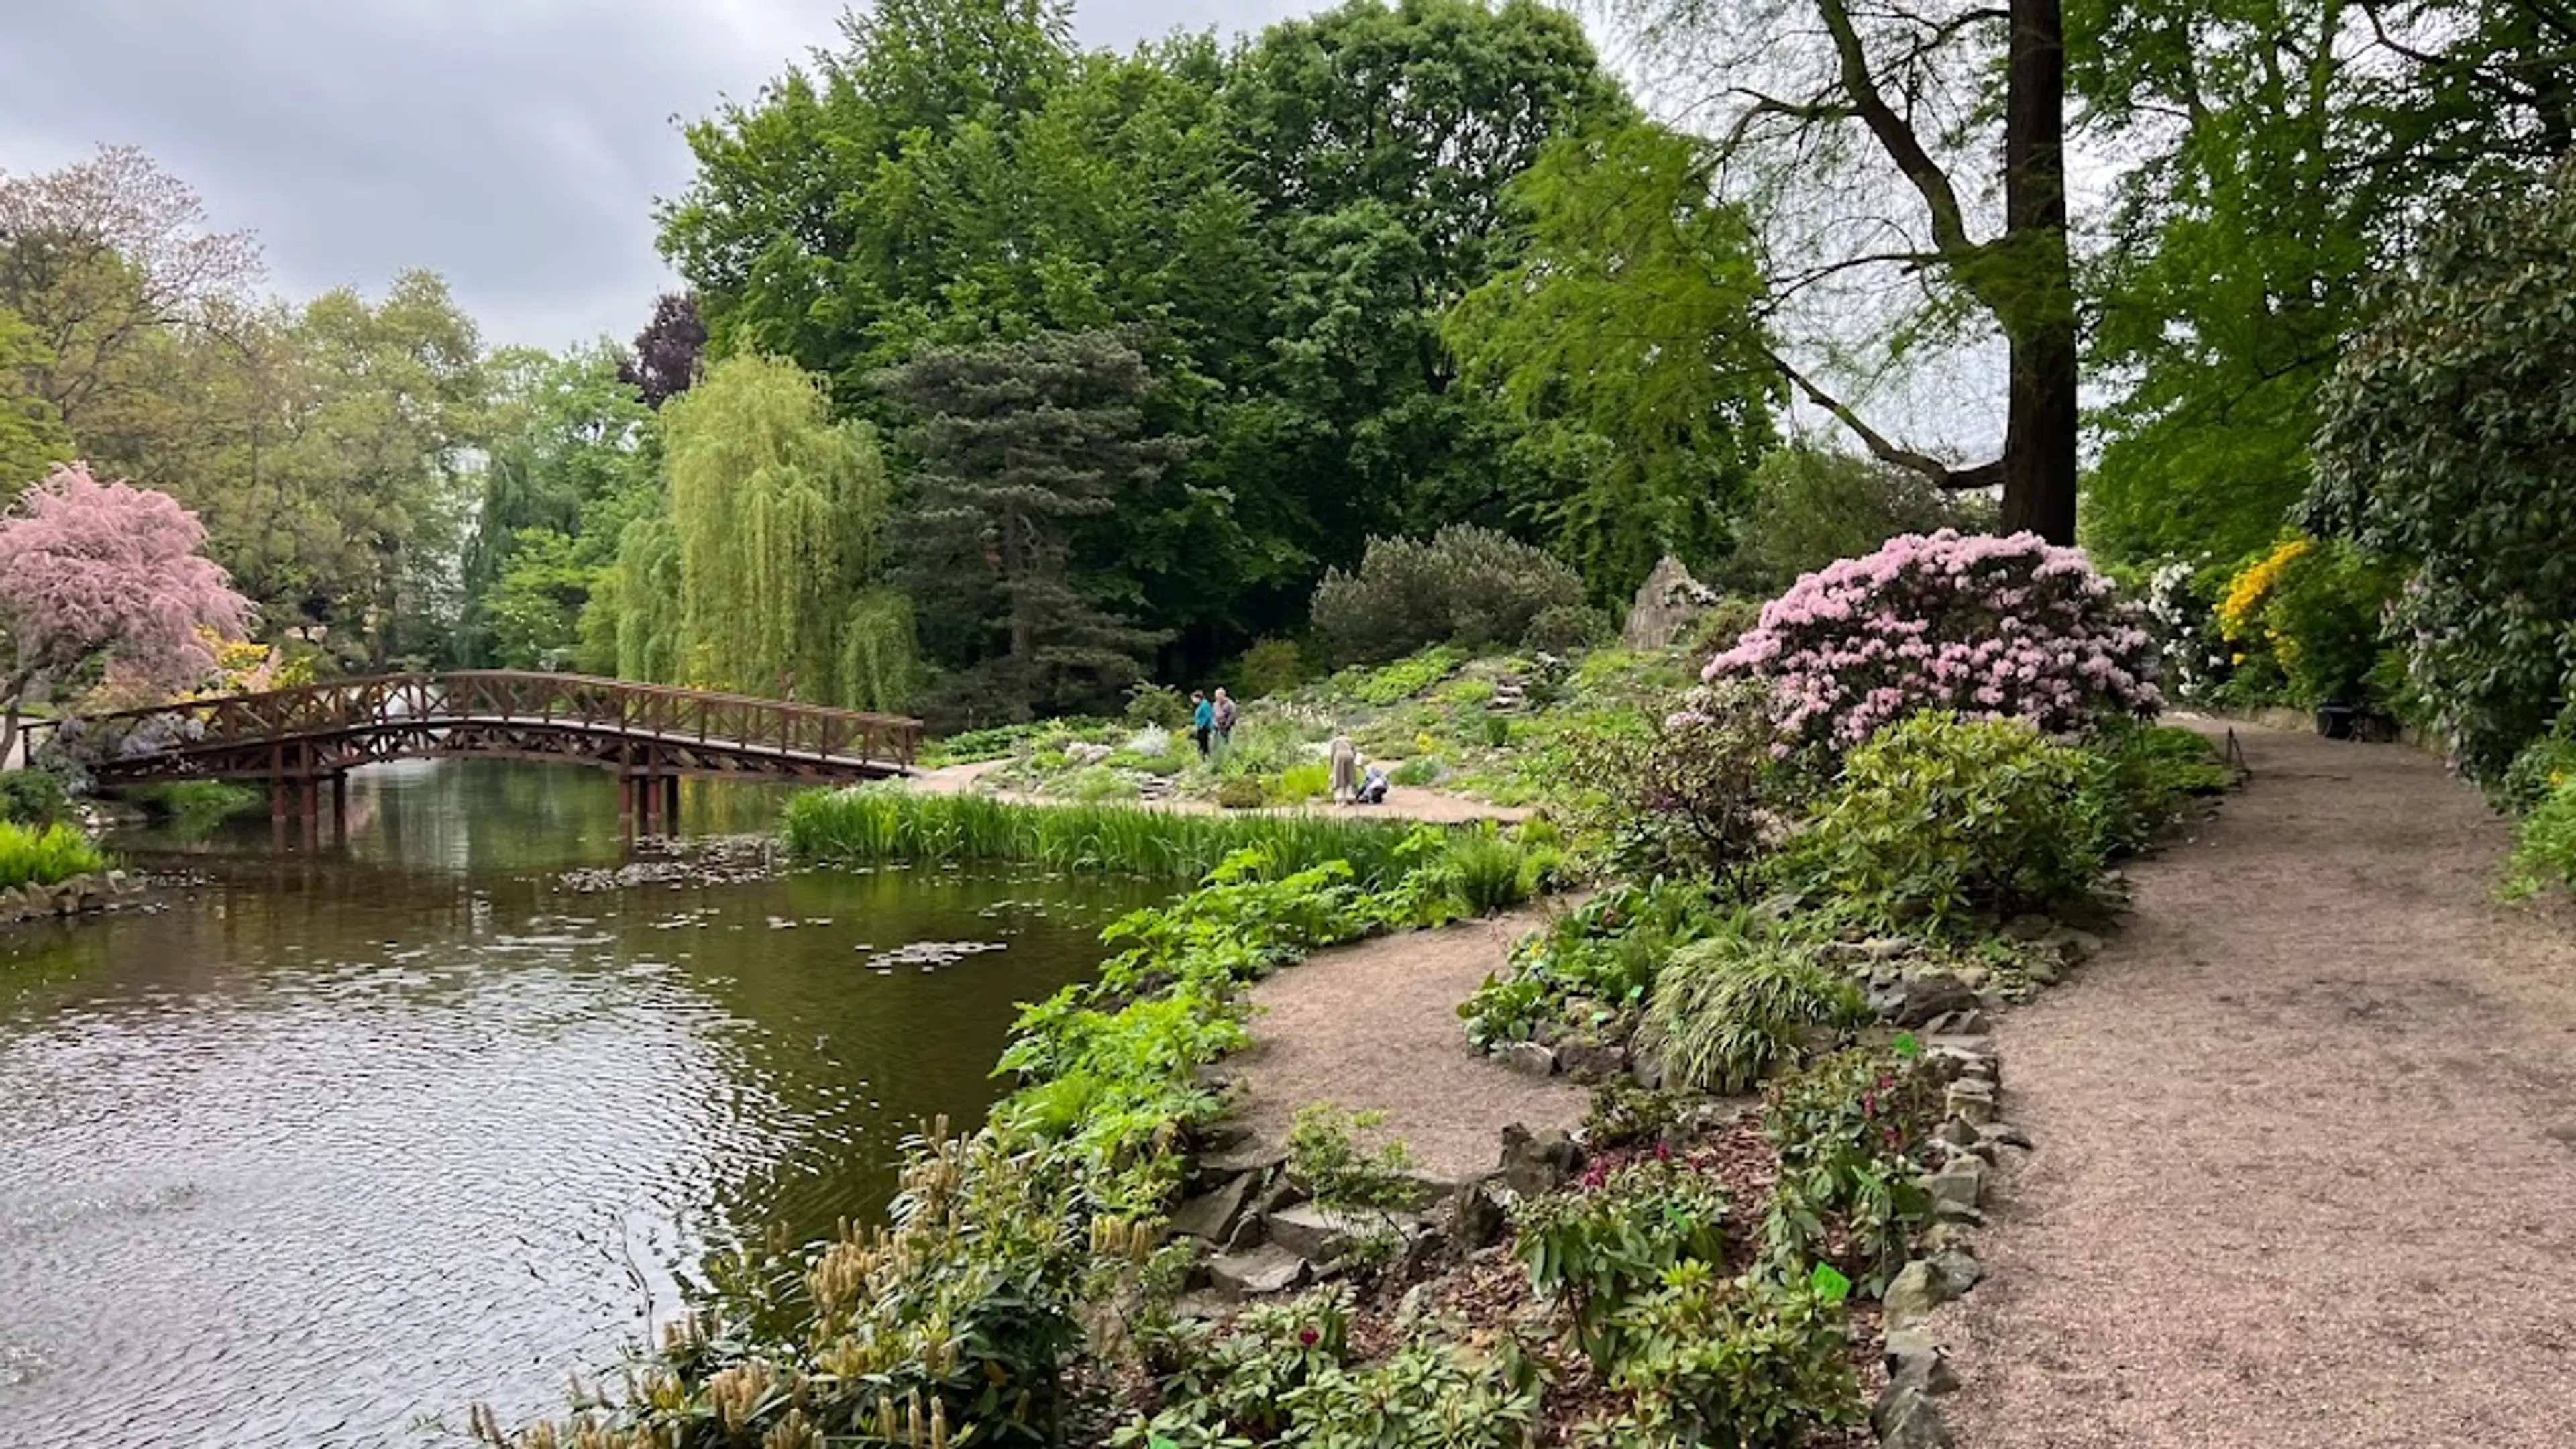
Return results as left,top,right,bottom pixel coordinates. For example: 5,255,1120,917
2000,0,2080,545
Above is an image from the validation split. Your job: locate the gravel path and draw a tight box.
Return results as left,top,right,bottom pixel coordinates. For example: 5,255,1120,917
1226,907,1589,1185
1939,724,2576,1448
907,760,1529,824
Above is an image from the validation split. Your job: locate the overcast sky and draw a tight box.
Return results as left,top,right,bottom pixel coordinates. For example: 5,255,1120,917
0,1,1328,352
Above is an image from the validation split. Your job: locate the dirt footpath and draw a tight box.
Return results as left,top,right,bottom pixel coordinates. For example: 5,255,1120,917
1224,907,1588,1185
1939,726,2576,1448
906,759,1530,824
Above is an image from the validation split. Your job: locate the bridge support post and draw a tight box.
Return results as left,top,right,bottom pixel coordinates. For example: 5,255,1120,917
331,772,348,840
663,774,681,834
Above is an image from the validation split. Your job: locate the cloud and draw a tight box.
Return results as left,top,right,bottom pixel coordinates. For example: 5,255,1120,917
0,0,1322,352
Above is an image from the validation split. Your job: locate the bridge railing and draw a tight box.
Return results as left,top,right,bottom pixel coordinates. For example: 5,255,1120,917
38,672,923,771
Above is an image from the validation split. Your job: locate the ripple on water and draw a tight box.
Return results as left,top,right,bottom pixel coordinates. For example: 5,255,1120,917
0,778,1136,1448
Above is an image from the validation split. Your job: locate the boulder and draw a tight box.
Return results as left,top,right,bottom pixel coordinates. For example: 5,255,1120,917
1496,1124,1585,1200
1921,1157,1987,1216
2044,926,2104,965
1943,1078,1998,1126
1874,1382,1959,1448
1167,1175,1253,1244
1883,1260,1951,1330
1556,1038,1627,1085
1627,1050,1668,1091
1440,1180,1509,1251
1981,1120,2034,1151
1499,1042,1558,1079
1620,555,1717,651
1881,1328,1958,1395
1264,1201,1396,1261
1208,1244,1309,1301
1931,1247,1985,1297
1875,972,1980,1028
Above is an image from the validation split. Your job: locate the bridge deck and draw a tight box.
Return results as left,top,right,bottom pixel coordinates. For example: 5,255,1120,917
33,672,924,792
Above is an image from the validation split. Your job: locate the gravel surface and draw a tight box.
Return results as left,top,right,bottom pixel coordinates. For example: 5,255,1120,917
1227,908,1590,1185
1939,724,2576,1448
908,759,1529,824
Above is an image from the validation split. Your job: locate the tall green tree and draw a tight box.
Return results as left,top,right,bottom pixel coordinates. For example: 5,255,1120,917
0,305,71,492
458,344,656,665
658,0,1639,666
1445,121,1780,589
2309,159,2576,784
879,331,1183,721
653,353,911,709
1605,0,2079,543
2072,0,2576,562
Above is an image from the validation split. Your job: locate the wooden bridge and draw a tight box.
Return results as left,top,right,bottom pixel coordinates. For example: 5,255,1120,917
32,672,922,836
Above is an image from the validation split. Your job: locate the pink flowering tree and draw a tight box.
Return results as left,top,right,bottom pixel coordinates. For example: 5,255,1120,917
0,463,252,761
1705,529,2160,753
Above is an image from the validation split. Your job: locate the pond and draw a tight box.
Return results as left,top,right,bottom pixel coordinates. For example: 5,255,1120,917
0,761,1156,1447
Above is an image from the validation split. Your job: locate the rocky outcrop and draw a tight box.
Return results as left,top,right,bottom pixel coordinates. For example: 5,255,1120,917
1621,556,1719,651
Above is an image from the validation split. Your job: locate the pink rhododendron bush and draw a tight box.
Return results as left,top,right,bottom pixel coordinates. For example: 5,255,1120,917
1705,529,2160,752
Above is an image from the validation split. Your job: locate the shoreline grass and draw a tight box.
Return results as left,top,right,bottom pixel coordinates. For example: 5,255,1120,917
781,786,1428,887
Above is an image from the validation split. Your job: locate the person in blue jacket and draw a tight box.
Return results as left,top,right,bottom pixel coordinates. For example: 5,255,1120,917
1191,691,1214,758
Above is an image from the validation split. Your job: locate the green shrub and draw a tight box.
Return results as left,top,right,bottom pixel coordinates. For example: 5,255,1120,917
2259,539,2400,708
0,820,107,890
2507,775,2576,900
0,769,69,827
2080,722,2232,858
1515,1157,1731,1368
1120,1289,1542,1449
1055,765,1139,804
1124,682,1193,731
2498,705,2576,815
1341,645,1467,706
1238,637,1312,699
1461,881,1725,1051
1390,757,1443,787
1787,712,2102,932
1216,775,1269,810
1761,1046,1945,1291
1570,679,1786,893
1274,761,1332,804
1522,602,1609,655
1599,1267,1863,1449
1435,822,1548,915
1639,934,1867,1094
1312,525,1587,665
124,780,262,832
1682,595,1766,661
1286,1104,1419,1216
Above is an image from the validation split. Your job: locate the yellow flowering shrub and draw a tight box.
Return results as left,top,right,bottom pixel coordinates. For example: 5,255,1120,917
2218,537,2312,640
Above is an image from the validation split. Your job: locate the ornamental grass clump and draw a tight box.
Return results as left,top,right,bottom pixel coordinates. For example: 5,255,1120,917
1705,529,2159,753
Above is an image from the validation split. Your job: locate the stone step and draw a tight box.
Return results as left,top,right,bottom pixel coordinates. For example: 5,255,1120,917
1208,1242,1310,1301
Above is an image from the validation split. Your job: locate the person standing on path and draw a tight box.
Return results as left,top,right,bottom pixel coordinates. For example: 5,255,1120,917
1329,733,1360,804
1191,691,1213,758
1212,688,1237,765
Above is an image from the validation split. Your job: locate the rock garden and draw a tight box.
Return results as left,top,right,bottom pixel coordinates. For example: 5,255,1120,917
482,529,2237,1449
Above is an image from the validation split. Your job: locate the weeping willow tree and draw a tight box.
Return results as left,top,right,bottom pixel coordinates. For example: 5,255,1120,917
617,354,912,710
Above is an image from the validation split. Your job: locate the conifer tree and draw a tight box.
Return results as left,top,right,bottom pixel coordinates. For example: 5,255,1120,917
879,331,1182,720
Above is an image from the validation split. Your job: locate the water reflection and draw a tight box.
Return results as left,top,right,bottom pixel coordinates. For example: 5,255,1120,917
0,761,1150,1446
